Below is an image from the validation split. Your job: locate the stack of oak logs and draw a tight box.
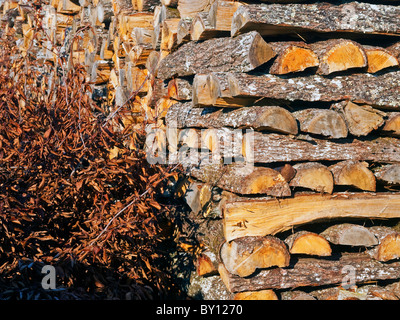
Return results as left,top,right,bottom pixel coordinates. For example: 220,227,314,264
5,0,400,300
156,0,400,300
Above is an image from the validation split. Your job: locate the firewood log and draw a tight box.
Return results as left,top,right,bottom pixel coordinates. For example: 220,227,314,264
243,132,400,164
231,2,400,37
374,164,400,187
367,226,400,262
223,192,400,240
196,250,219,276
208,1,242,32
293,108,348,139
190,11,228,41
57,0,81,14
177,0,214,19
161,0,178,7
133,0,161,12
189,163,291,197
276,164,296,183
160,18,180,51
176,17,192,45
310,39,367,75
364,45,399,73
157,31,276,80
285,231,332,256
329,160,376,192
228,71,400,109
281,290,316,300
382,112,400,137
219,253,400,292
167,78,192,101
234,290,278,300
219,236,290,277
165,102,298,134
289,162,334,194
97,0,113,23
333,101,385,137
320,223,378,247
269,41,319,75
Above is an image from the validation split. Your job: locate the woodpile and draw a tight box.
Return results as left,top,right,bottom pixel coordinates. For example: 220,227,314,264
5,0,400,300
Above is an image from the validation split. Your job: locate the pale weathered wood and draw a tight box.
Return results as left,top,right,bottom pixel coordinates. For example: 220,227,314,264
269,41,319,75
165,102,298,134
382,112,400,136
219,236,290,277
219,253,400,292
285,231,332,256
177,0,214,19
374,164,400,187
228,71,400,109
223,193,400,240
190,11,228,41
320,223,378,247
329,160,376,192
289,162,334,194
293,108,348,139
231,2,400,37
157,31,276,80
310,39,367,75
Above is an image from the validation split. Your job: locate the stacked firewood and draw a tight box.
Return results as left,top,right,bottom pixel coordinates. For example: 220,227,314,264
154,0,400,300
4,0,400,300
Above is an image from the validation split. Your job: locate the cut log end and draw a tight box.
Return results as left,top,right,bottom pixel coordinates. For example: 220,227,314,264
329,161,376,192
290,162,334,194
220,236,290,278
365,47,399,73
270,45,319,75
285,231,332,256
321,223,379,247
248,32,276,70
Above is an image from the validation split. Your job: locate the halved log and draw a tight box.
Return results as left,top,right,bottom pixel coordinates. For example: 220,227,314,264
177,0,214,19
364,45,399,73
157,31,276,80
382,112,400,136
289,162,334,194
374,164,400,187
333,101,385,137
219,253,400,292
160,18,180,51
285,231,332,256
208,1,242,32
190,11,229,41
320,223,378,247
269,41,319,75
190,163,291,197
243,132,400,164
228,71,400,109
368,226,400,262
310,39,367,75
166,102,298,134
231,2,400,37
293,108,348,139
234,290,278,300
167,78,192,101
176,17,192,45
219,236,290,277
329,160,376,192
223,192,400,240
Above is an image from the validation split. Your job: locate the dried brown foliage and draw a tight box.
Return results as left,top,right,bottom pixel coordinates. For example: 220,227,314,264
0,25,184,299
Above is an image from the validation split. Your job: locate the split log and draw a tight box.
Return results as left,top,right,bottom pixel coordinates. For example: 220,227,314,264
364,46,399,73
227,71,400,109
285,231,332,256
165,102,298,134
368,226,400,262
219,253,400,292
176,17,192,45
190,11,228,41
134,0,161,12
374,164,400,187
269,41,319,75
234,290,278,301
320,223,378,247
223,192,400,240
183,181,212,214
208,1,242,32
293,108,348,139
276,164,296,183
243,132,400,164
160,18,180,51
196,250,219,276
167,78,192,101
189,163,291,197
219,236,290,277
177,0,214,19
161,0,178,7
289,162,334,194
311,39,367,75
382,112,400,136
231,2,400,37
329,160,376,192
333,101,385,137
157,31,276,80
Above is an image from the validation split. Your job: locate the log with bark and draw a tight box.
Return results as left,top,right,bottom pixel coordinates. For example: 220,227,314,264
382,112,400,136
223,192,400,240
227,71,400,109
157,31,276,80
219,252,400,292
367,226,400,262
219,236,290,277
289,162,334,194
310,39,367,75
177,0,214,19
190,11,228,41
165,102,298,134
231,2,400,37
364,45,399,73
285,231,332,256
269,41,319,75
320,223,379,247
374,164,400,187
167,78,192,101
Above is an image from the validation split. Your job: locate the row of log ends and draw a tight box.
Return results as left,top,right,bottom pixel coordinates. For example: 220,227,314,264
10,0,400,301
